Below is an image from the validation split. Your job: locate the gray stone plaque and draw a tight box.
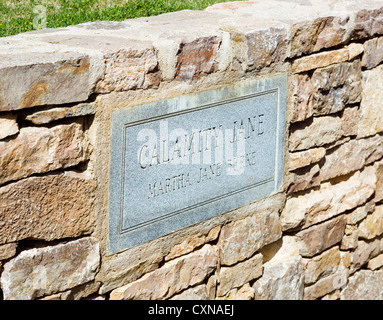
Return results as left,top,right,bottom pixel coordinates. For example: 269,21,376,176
108,75,287,254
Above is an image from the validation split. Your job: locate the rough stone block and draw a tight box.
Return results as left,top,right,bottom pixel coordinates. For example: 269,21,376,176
0,243,17,260
109,244,218,300
0,113,19,140
362,36,383,69
0,171,96,244
290,73,314,123
0,121,89,185
358,205,383,240
289,148,326,172
350,239,381,273
218,211,282,266
341,270,383,300
1,237,100,300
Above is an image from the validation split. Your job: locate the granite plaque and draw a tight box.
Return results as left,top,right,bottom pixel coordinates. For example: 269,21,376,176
108,75,287,254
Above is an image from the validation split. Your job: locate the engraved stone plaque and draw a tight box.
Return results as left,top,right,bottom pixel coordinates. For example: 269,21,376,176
108,75,287,254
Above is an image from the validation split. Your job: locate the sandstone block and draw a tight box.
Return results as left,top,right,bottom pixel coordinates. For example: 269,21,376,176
350,239,381,273
253,255,304,300
246,27,287,71
362,36,383,69
291,74,314,123
289,16,351,58
289,115,343,152
0,113,19,140
169,284,208,300
218,211,282,266
175,37,220,81
0,51,103,111
289,147,326,171
311,60,362,116
319,134,383,182
347,201,375,225
291,43,363,73
341,225,359,250
109,244,218,300
217,253,263,297
0,121,89,185
295,215,347,258
352,8,383,40
281,168,375,231
0,171,95,244
24,102,96,125
358,65,383,138
287,163,321,194
303,246,341,285
1,237,100,300
96,45,160,92
341,106,359,137
217,283,255,300
341,270,383,300
367,254,383,270
358,205,383,240
304,266,348,300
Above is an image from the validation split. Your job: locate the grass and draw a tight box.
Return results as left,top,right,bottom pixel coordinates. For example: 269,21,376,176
0,0,238,37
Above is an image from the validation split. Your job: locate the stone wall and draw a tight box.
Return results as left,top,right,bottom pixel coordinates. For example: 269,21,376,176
1,0,383,300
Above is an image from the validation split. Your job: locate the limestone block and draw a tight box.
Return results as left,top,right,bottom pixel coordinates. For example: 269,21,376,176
217,253,263,297
362,36,383,69
341,270,383,300
1,237,100,300
341,225,359,250
347,201,375,225
169,284,208,300
109,244,218,300
295,215,347,258
358,65,383,138
287,163,321,194
341,106,359,137
281,167,375,231
350,239,381,273
0,113,18,140
303,246,341,285
352,7,383,40
0,243,17,260
217,283,255,300
367,254,383,270
218,211,282,266
0,121,89,185
0,171,96,244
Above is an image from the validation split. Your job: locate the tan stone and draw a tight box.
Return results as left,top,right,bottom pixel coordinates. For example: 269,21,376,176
341,225,359,250
319,135,383,182
218,211,282,266
304,266,348,300
289,16,351,58
0,243,17,260
341,270,383,300
24,102,96,125
358,65,383,138
217,253,263,297
295,215,347,258
350,239,381,273
341,106,359,137
0,113,19,140
347,202,375,225
287,163,321,194
0,121,89,185
367,254,383,270
303,246,341,285
165,226,220,261
0,51,103,111
358,205,383,240
175,37,220,81
253,256,304,300
1,237,100,300
245,27,287,71
362,37,383,69
281,168,376,231
217,283,255,300
291,43,363,74
291,74,314,123
375,159,383,202
0,171,95,244
352,7,383,40
260,236,300,264
289,147,326,171
322,290,340,300
96,45,160,92
169,284,208,300
206,274,218,300
109,244,218,300
289,115,343,152
311,60,362,116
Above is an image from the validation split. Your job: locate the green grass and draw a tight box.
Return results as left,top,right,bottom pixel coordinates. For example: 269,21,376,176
0,0,238,37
